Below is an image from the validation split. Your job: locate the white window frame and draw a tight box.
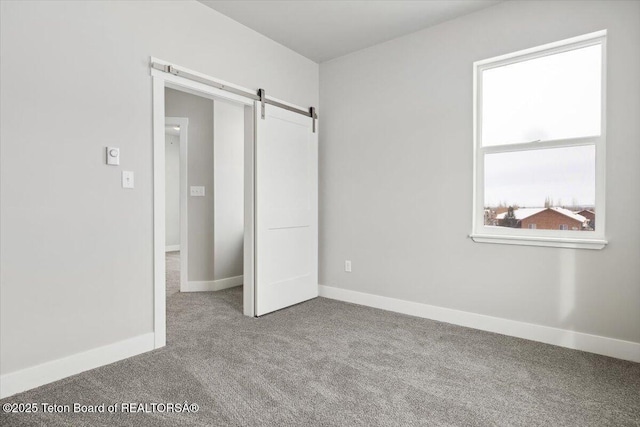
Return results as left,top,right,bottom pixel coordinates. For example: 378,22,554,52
471,30,608,250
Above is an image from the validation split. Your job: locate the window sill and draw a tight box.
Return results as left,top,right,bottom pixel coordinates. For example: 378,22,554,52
469,233,607,250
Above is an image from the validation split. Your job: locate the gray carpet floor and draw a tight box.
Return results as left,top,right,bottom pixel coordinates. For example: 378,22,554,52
1,251,639,426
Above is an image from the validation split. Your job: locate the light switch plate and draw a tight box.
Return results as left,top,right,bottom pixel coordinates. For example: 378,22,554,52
122,171,134,189
106,147,120,165
190,186,205,197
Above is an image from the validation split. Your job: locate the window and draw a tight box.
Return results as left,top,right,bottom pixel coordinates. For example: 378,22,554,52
471,31,607,250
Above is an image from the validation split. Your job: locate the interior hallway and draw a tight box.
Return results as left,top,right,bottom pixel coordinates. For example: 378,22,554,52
166,251,181,297
1,253,639,426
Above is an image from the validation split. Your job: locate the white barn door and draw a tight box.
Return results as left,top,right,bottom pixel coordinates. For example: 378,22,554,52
254,103,318,316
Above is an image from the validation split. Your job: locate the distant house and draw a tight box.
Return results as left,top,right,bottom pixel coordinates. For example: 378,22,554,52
495,207,589,230
576,209,596,229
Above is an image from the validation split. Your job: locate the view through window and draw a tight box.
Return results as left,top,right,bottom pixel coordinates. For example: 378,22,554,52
484,145,596,231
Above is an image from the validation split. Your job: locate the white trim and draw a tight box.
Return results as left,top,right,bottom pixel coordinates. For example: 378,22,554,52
319,285,640,363
469,233,607,250
152,58,254,107
165,117,189,292
471,31,608,249
597,33,608,241
165,244,180,252
243,104,256,317
0,333,155,399
152,77,166,349
481,135,600,154
182,276,244,292
474,30,606,68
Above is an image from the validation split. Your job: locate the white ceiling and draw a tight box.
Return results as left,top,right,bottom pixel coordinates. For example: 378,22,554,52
199,1,502,63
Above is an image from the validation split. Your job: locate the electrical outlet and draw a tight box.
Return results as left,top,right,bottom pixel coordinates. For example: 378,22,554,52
345,260,352,273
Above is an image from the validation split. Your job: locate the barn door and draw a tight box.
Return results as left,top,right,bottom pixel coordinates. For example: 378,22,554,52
254,103,318,316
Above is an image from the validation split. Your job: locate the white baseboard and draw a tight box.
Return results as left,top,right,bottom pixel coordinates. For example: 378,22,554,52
182,275,243,292
0,332,155,399
165,245,180,252
319,285,640,363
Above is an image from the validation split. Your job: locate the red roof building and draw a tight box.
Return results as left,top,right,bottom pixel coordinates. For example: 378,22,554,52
496,207,589,231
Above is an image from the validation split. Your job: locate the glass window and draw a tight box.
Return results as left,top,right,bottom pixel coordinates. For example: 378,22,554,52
472,31,607,249
482,45,601,146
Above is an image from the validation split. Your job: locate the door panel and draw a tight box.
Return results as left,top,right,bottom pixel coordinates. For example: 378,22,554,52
255,104,318,316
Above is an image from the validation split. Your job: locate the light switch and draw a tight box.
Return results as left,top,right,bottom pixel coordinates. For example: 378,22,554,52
190,186,205,197
122,171,134,189
106,147,120,165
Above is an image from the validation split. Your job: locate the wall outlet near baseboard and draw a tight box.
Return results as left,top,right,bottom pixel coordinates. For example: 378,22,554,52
345,260,352,272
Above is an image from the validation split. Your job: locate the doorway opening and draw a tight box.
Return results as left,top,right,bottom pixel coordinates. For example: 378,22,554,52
164,88,246,299
153,70,257,349
152,59,318,350
164,117,188,297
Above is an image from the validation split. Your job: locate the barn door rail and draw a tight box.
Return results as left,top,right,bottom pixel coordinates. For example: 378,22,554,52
151,62,317,132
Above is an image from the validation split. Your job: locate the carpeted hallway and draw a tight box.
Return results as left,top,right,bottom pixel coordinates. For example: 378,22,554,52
1,251,639,426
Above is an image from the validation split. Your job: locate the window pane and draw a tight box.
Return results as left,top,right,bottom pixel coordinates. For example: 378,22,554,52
482,44,601,146
484,146,595,231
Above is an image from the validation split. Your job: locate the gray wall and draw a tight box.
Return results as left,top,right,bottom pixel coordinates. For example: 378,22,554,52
165,133,180,248
165,88,215,282
0,0,318,375
319,0,640,343
213,100,245,280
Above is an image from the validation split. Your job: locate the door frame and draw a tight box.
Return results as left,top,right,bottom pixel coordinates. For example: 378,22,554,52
164,117,189,292
151,58,258,349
